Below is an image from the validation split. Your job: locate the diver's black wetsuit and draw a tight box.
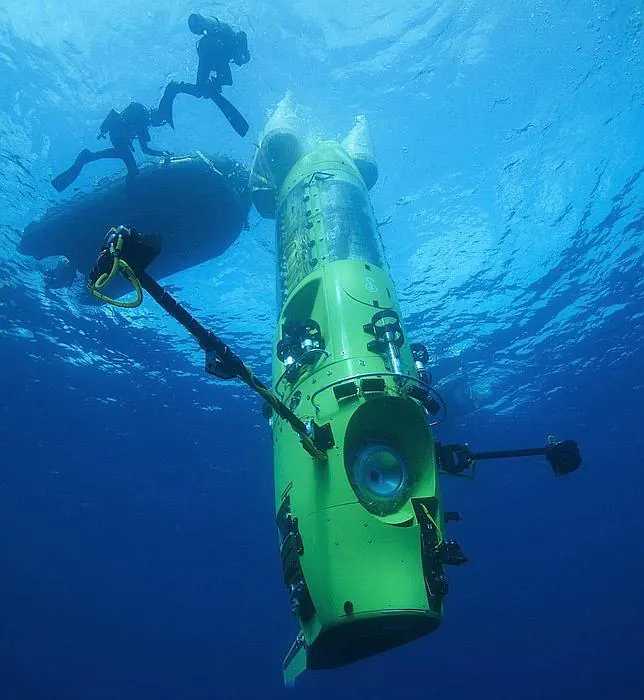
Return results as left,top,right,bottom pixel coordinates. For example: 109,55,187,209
51,102,168,193
194,16,243,92
157,14,249,132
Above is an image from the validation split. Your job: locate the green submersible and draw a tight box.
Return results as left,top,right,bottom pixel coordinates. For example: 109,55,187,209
248,103,580,684
250,110,465,683
84,96,582,687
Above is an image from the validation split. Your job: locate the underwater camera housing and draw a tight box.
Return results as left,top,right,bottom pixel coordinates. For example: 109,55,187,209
88,225,161,286
88,225,161,295
545,439,581,476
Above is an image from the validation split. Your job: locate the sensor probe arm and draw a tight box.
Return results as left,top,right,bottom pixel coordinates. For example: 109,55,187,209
436,439,582,477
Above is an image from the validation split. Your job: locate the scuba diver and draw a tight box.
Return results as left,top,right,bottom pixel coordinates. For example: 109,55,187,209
156,13,250,137
51,102,171,193
191,13,250,92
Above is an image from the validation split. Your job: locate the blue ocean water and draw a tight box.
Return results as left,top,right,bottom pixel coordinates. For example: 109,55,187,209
1,1,642,698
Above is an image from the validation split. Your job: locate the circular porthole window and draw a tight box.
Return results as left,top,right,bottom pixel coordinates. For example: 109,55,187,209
349,444,410,516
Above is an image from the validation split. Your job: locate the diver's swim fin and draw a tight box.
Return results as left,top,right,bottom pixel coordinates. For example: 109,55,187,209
51,150,90,192
210,91,249,137
157,82,180,129
161,81,248,136
51,164,81,192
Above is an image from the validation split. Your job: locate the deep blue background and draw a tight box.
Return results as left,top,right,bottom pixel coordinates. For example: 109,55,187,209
1,1,643,698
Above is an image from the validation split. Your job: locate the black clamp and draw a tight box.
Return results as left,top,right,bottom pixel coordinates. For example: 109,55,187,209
205,350,238,380
436,540,468,566
436,443,475,476
363,309,404,353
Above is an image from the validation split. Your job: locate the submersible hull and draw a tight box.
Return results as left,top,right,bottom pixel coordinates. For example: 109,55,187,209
251,117,447,683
